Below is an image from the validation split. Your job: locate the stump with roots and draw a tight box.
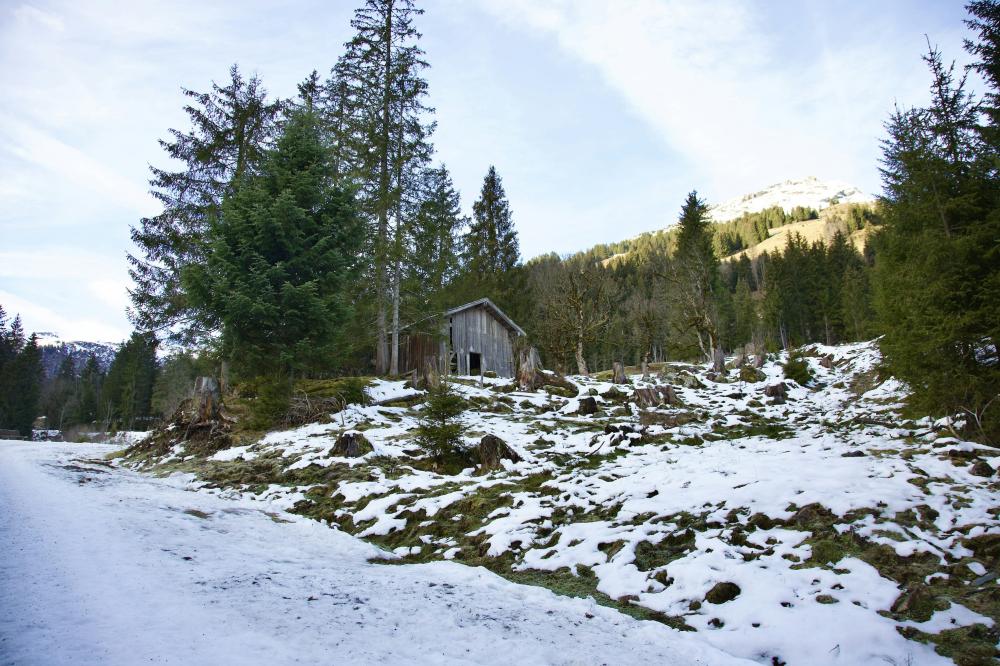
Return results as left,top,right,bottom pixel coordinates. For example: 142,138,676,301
192,376,221,424
612,361,629,384
478,435,522,472
517,346,545,391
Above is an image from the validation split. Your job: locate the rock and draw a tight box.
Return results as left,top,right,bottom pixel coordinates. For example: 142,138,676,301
815,594,839,604
330,431,373,458
970,460,996,477
599,386,627,401
841,450,866,458
738,366,766,383
820,355,835,369
705,582,741,604
675,373,704,389
478,434,522,472
576,397,598,415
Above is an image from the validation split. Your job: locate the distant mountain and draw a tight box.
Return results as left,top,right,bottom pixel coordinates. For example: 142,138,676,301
708,176,874,223
36,333,118,378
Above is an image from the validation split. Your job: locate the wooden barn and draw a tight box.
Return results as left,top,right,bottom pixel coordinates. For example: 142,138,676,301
400,298,525,378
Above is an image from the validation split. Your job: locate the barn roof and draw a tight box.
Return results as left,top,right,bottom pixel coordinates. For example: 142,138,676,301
445,298,525,336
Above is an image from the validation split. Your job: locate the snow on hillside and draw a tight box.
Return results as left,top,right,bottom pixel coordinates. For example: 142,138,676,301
36,332,117,376
121,341,1000,666
0,441,744,666
708,176,874,222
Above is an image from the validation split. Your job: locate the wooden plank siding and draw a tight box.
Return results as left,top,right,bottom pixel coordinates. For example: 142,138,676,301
399,299,522,379
448,305,516,377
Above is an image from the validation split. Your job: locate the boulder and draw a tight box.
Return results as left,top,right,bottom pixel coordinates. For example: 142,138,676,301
705,582,741,604
330,431,373,458
970,460,996,477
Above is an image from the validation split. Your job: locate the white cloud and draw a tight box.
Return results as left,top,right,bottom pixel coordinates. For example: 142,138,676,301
0,289,126,342
481,0,942,201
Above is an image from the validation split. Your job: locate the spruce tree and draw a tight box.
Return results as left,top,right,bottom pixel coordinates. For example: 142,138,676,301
7,334,42,437
128,65,282,343
874,29,1000,442
406,164,465,323
336,0,434,374
183,109,363,378
669,191,721,361
464,165,521,308
102,332,159,430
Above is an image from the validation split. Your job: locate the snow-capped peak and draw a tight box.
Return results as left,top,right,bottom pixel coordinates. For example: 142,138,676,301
708,176,874,223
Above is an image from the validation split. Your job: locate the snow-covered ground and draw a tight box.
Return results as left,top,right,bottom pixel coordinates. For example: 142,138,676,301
122,341,1000,666
0,440,746,666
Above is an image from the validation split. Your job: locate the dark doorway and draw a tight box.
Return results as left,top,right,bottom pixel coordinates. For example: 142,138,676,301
469,352,482,375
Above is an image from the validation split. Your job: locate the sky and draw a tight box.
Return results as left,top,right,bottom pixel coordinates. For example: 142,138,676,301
0,0,978,342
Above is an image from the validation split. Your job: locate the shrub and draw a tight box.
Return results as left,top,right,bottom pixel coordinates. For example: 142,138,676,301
783,351,814,386
414,383,472,473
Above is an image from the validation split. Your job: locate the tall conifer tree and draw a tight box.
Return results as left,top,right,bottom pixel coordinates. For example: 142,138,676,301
464,166,521,308
128,65,282,342
336,0,434,374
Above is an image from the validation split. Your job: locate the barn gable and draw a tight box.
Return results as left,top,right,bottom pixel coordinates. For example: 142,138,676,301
399,298,524,378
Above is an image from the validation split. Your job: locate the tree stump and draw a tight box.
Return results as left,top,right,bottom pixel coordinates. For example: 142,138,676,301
657,385,681,406
633,387,660,409
712,347,726,373
478,435,522,472
414,359,441,391
612,361,629,384
577,396,598,415
517,346,545,391
192,377,221,424
331,431,373,458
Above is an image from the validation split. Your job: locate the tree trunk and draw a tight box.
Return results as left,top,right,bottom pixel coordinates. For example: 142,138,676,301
641,352,650,380
390,250,401,376
374,6,395,376
575,337,589,376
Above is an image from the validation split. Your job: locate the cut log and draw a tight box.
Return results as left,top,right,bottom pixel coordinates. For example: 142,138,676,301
478,435,522,472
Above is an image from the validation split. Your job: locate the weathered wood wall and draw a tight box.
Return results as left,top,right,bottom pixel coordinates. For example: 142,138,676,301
448,305,516,377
